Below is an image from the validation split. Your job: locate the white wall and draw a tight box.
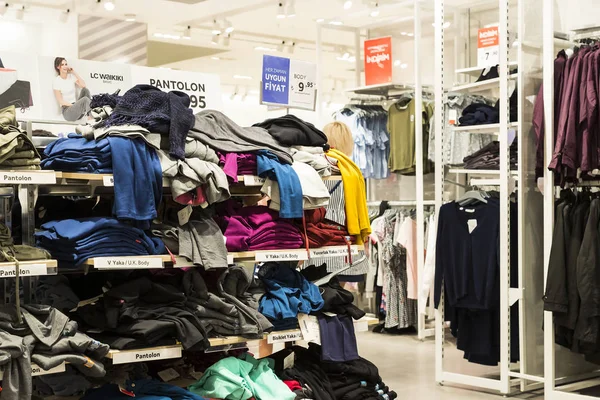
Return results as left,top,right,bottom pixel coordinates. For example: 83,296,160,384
0,11,77,57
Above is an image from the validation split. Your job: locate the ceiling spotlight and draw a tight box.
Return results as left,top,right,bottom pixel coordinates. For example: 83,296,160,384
407,32,414,37
224,19,234,34
222,33,231,46
0,3,7,16
153,32,164,38
211,56,220,60
230,86,239,101
343,0,352,9
183,26,192,39
15,5,24,20
104,1,115,11
211,19,222,35
400,31,407,35
288,41,296,53
276,2,286,18
125,14,136,22
342,51,350,59
394,60,401,66
316,18,325,23
286,0,295,17
329,20,343,25
370,2,379,17
277,40,285,52
211,33,220,45
60,8,70,22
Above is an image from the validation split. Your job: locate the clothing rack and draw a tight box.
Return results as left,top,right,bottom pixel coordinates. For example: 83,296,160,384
367,200,436,207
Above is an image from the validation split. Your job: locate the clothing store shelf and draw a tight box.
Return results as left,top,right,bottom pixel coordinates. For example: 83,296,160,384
106,317,379,364
81,245,364,270
53,172,343,188
0,259,57,278
455,62,518,77
448,168,518,176
450,74,518,93
451,122,519,134
345,83,432,97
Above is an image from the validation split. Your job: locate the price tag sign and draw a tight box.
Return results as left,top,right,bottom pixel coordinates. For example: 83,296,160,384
103,175,114,187
289,60,317,110
94,257,164,270
111,346,182,365
267,330,304,344
261,55,317,111
309,246,359,258
243,175,266,186
477,26,499,68
31,362,66,376
255,250,308,262
0,171,56,184
0,263,47,278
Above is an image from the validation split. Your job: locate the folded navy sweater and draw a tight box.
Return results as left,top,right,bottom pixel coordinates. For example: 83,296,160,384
41,134,113,173
35,218,165,268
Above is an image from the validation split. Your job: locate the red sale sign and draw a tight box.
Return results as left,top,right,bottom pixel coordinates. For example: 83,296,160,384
364,36,392,86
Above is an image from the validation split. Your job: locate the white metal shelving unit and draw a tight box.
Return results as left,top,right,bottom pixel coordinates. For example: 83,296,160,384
542,1,600,399
433,0,539,395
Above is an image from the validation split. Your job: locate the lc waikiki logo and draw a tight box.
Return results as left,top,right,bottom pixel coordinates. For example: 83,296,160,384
89,72,125,84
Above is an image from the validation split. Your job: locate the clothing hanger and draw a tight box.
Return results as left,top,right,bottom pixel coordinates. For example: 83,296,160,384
457,189,489,206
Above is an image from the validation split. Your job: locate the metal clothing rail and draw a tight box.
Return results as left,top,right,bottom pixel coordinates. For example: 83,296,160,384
366,200,436,207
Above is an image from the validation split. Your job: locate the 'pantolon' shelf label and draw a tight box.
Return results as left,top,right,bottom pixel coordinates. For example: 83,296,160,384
111,346,182,364
0,264,47,278
0,171,56,184
94,257,164,269
103,176,114,186
255,250,308,262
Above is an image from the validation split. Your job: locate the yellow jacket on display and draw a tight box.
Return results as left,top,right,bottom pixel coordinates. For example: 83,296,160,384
326,149,371,243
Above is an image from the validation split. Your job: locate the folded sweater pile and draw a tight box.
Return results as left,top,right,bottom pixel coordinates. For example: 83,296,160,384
0,105,42,170
35,217,165,268
219,152,257,183
216,202,303,252
41,134,112,173
258,262,324,330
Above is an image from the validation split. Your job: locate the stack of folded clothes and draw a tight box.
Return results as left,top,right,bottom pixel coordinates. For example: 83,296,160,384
301,208,354,248
41,134,112,173
458,103,499,126
0,105,42,170
0,222,51,262
34,217,165,268
219,152,257,183
462,140,518,170
254,114,329,149
74,276,210,351
216,201,303,252
257,262,324,330
182,268,273,338
274,345,397,400
0,304,110,400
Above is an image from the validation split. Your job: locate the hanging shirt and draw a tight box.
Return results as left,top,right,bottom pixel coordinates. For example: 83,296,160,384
398,217,418,300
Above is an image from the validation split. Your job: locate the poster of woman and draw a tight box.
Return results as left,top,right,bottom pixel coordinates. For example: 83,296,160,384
52,57,92,121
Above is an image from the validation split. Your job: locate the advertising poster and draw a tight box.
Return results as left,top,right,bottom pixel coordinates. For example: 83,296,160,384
38,56,132,122
0,52,42,119
477,26,499,67
261,55,316,111
131,66,222,113
364,36,392,86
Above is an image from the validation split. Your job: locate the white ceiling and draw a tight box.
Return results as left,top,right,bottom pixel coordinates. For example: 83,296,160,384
18,0,503,97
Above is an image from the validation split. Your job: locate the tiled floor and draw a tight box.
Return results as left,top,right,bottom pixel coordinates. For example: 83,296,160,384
356,331,545,399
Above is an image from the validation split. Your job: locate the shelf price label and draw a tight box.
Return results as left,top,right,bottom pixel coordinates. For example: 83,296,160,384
111,346,182,365
255,250,308,262
267,330,304,344
0,264,47,278
103,175,114,186
309,246,359,258
243,175,266,186
94,257,164,270
0,171,56,184
477,26,499,68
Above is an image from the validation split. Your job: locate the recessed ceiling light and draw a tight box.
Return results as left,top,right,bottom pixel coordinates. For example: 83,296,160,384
407,32,414,37
316,18,325,23
211,56,220,60
394,60,401,66
125,14,136,22
329,20,343,25
233,75,252,80
255,46,277,52
104,1,115,11
401,32,407,35
211,20,222,35
343,0,353,9
224,20,234,34
400,63,408,69
370,10,379,17
153,32,164,38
